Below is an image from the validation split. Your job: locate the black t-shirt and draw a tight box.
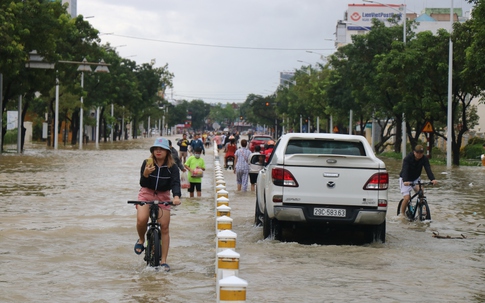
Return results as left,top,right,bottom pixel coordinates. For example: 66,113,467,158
140,160,181,197
399,152,435,182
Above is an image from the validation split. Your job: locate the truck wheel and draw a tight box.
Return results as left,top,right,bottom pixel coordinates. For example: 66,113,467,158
263,205,282,240
254,197,263,227
366,221,386,243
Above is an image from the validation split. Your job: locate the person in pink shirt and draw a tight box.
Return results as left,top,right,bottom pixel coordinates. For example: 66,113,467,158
213,132,222,150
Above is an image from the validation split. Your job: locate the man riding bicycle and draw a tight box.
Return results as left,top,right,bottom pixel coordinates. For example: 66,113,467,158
399,145,438,217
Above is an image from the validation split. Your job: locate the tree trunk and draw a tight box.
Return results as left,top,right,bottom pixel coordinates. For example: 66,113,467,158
133,117,137,139
71,111,79,145
394,116,402,153
20,96,29,152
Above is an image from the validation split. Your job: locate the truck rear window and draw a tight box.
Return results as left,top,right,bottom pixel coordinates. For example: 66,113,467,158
285,139,366,156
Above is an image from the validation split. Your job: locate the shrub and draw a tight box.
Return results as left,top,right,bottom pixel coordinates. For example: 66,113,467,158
463,142,484,159
4,129,18,144
468,137,485,145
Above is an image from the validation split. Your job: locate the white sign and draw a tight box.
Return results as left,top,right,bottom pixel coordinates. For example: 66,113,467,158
347,4,403,29
7,111,18,130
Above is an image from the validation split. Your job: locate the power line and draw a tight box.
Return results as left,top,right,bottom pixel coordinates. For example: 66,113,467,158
110,34,335,51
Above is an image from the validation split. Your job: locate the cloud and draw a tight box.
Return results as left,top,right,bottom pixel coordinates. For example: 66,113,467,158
78,0,474,103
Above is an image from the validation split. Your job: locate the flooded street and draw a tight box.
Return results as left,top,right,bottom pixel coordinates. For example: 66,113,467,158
1,137,485,303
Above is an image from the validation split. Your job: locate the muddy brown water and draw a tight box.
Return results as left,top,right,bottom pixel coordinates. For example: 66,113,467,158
1,137,484,302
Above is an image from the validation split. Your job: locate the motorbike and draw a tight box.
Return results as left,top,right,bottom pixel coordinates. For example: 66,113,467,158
226,156,235,170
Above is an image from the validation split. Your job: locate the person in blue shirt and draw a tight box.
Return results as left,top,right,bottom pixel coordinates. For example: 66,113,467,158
189,133,205,156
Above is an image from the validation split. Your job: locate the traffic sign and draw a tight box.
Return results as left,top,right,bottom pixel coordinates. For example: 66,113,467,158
422,121,433,133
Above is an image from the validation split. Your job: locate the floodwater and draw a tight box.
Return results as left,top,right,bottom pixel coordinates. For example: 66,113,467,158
1,137,484,303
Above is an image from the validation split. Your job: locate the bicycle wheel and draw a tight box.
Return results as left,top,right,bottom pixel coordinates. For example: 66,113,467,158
397,199,415,220
146,229,161,267
406,201,416,221
417,199,431,221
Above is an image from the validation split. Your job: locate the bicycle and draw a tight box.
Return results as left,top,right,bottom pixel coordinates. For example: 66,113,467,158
127,200,173,267
397,180,433,221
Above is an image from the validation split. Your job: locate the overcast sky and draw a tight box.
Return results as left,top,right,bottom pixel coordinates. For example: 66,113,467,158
78,0,474,104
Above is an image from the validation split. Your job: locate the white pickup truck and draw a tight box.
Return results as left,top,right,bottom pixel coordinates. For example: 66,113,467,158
255,133,389,242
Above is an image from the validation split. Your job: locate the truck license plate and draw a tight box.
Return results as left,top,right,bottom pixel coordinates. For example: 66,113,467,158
314,208,346,217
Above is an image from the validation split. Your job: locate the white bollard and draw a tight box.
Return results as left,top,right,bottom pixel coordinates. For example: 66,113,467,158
216,196,229,207
217,249,240,280
216,230,237,253
217,215,233,232
217,189,229,199
217,205,231,217
218,276,248,303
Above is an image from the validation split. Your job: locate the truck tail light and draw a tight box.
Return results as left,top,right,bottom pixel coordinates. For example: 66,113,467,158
378,199,388,207
272,168,299,187
363,173,389,190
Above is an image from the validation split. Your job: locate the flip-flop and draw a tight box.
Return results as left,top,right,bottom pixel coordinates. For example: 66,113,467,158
160,263,170,272
134,240,145,255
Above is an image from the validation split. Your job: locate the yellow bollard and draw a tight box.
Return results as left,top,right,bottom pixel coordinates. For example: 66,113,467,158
217,249,240,280
217,196,229,207
216,230,237,253
217,205,231,217
217,189,229,199
217,215,233,232
216,184,226,191
218,276,248,303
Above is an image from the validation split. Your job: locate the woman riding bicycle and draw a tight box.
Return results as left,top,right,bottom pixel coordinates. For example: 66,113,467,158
134,137,181,271
399,145,437,218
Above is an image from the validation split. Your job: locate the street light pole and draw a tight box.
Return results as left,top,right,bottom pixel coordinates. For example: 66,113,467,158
447,0,454,168
17,96,21,153
77,58,91,149
110,103,114,142
54,74,59,149
401,2,407,159
76,59,110,149
349,109,353,135
94,59,110,147
80,71,84,148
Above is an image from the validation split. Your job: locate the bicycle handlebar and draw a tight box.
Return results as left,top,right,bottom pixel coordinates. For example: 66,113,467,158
127,200,174,206
409,181,434,186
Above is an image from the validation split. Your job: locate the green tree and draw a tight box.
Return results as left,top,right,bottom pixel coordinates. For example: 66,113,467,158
327,19,406,151
187,99,211,131
0,0,100,150
208,103,237,130
244,94,276,129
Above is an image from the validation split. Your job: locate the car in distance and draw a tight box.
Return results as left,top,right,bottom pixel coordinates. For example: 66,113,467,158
254,133,389,243
249,135,273,152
